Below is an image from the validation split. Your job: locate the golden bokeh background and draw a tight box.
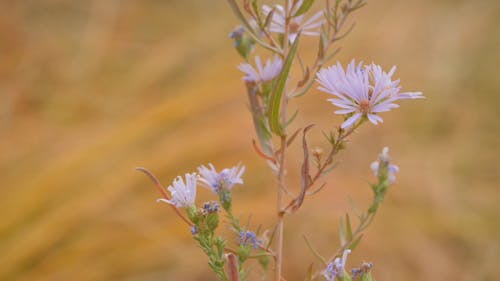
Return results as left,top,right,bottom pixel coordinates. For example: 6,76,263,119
1,0,499,280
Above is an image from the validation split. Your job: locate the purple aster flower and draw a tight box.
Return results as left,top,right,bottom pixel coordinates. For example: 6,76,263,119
263,0,324,43
239,230,259,249
238,55,283,83
316,60,424,129
371,147,399,183
197,163,245,194
323,249,351,281
157,173,197,208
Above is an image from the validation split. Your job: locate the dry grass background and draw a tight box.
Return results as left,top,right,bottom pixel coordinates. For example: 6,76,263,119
0,0,499,280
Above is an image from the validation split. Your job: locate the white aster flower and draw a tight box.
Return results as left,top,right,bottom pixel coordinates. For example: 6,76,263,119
198,163,245,193
316,59,424,129
263,0,325,43
238,55,283,83
158,173,197,208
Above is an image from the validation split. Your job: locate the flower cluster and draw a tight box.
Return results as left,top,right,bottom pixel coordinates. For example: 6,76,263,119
143,0,425,280
158,164,245,209
316,60,424,128
239,230,260,249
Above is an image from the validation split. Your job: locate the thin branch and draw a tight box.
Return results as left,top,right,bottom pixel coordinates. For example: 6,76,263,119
135,167,193,226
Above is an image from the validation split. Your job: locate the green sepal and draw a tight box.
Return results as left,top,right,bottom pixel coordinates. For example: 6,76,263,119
360,272,374,281
206,213,219,231
219,190,232,211
187,206,200,225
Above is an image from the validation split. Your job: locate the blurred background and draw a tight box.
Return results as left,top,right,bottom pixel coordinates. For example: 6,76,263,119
0,0,499,280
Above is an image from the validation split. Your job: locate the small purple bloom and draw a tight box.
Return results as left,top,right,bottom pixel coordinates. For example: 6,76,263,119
239,230,259,249
157,173,197,208
352,262,374,279
198,163,245,194
238,55,283,83
202,201,221,214
316,60,424,129
190,225,199,235
351,267,363,278
263,0,325,43
371,147,399,183
323,249,351,281
229,26,245,40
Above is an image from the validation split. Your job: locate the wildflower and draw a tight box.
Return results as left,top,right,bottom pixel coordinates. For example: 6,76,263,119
371,147,399,183
238,55,283,83
316,60,424,129
239,230,259,249
157,173,197,208
198,163,245,194
263,0,324,43
323,249,351,281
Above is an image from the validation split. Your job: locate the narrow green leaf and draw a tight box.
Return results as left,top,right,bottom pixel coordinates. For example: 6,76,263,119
252,0,260,20
303,235,327,265
305,263,314,281
339,217,346,246
294,0,315,17
285,109,299,128
348,197,362,219
268,35,300,135
345,213,353,240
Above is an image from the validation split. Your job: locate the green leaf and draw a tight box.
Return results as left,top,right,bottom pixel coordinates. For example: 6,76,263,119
268,35,300,136
285,109,299,128
252,0,260,20
339,217,346,246
360,272,374,281
294,0,315,17
304,263,314,281
345,213,353,240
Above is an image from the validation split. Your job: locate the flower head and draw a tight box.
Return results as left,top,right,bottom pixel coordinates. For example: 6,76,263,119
198,163,245,193
201,201,221,215
239,230,260,249
263,0,324,43
238,55,283,83
351,262,374,279
158,173,198,208
371,147,399,183
323,249,351,281
316,60,424,128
